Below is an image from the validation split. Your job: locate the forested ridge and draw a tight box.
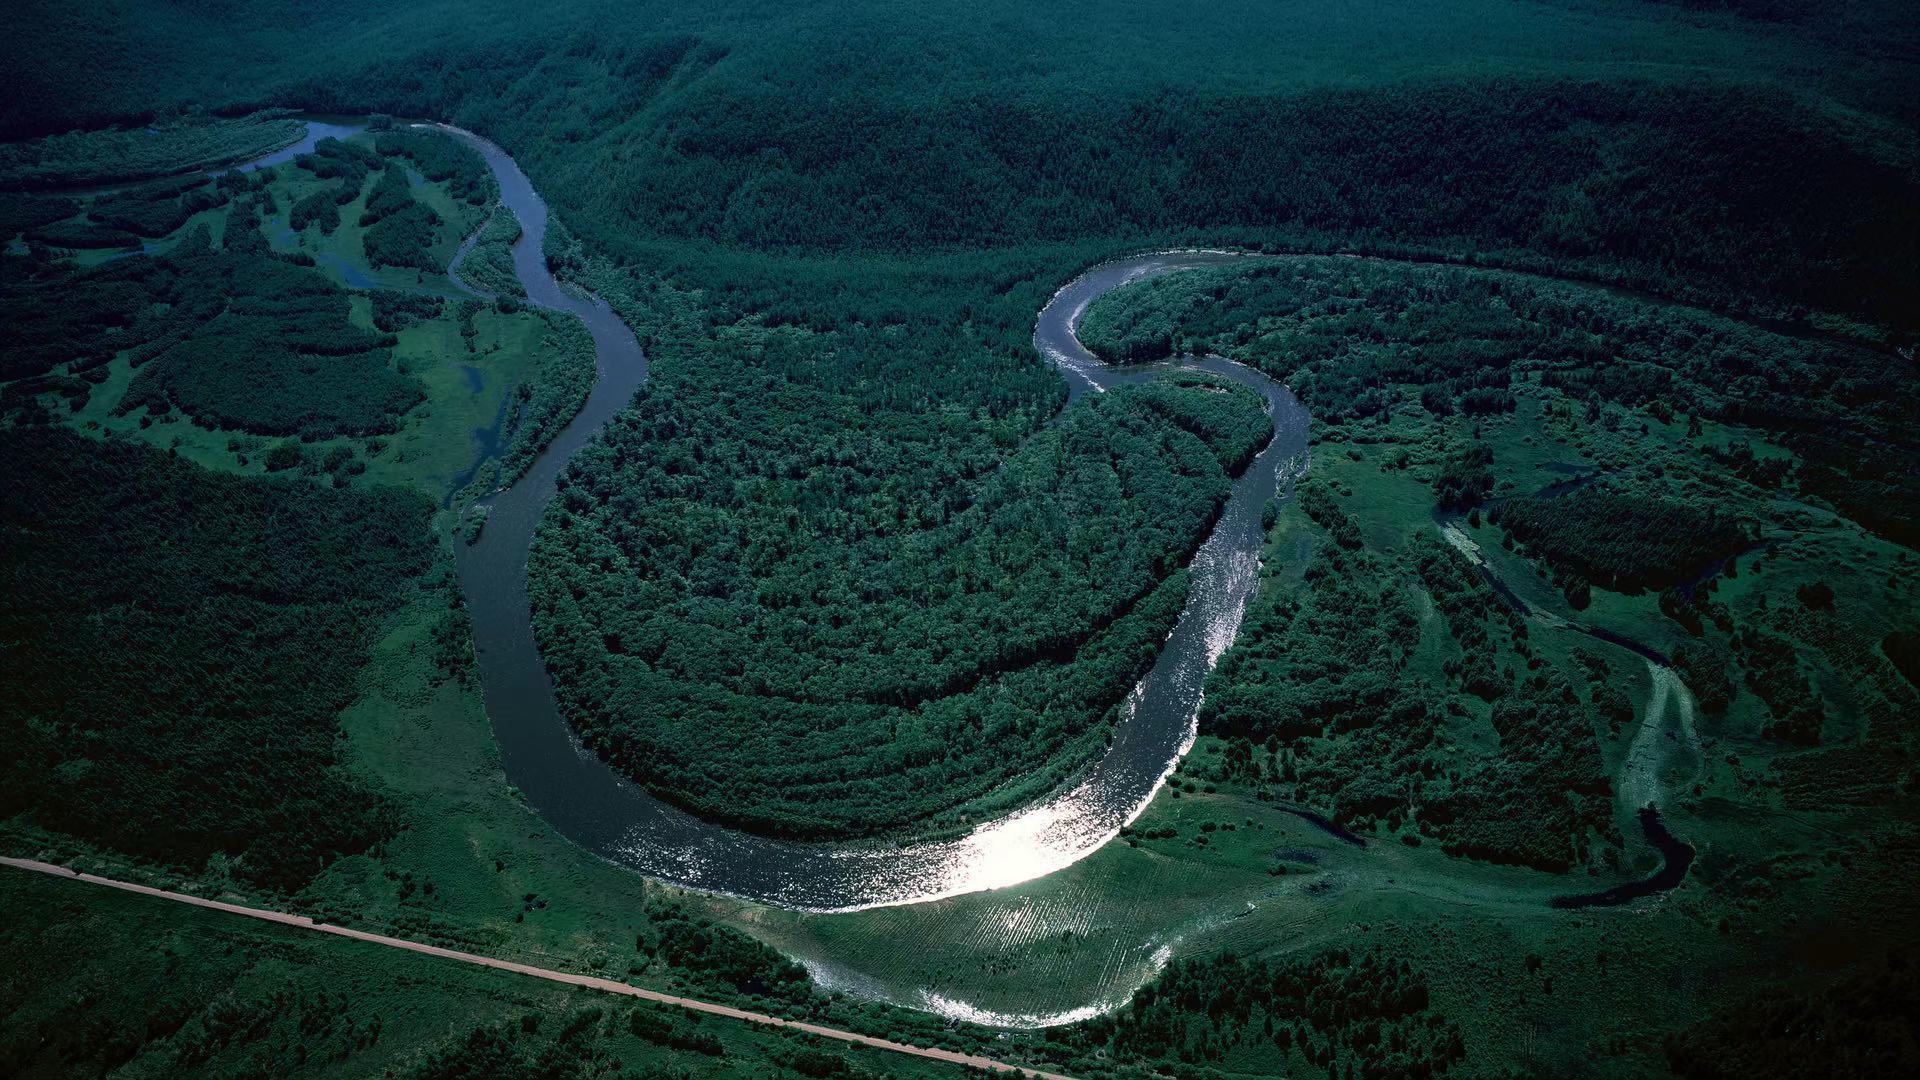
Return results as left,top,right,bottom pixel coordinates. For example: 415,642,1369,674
5,4,1916,331
536,78,1917,327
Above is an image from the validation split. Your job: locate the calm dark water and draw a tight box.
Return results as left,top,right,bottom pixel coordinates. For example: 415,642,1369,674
1551,808,1695,908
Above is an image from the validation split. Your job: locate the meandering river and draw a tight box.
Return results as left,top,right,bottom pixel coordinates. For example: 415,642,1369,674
159,119,1695,913
441,199,1310,908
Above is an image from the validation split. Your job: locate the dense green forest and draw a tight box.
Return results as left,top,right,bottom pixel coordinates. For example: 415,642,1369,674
532,374,1271,836
5,3,1917,333
1201,513,1616,870
1058,947,1466,1079
1663,949,1920,1080
1083,253,1920,870
4,1,1918,1077
0,426,431,890
458,203,527,298
1078,257,1920,545
1492,485,1758,594
496,307,595,484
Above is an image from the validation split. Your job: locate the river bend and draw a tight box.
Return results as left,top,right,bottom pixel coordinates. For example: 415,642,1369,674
448,221,1307,910
183,120,1692,913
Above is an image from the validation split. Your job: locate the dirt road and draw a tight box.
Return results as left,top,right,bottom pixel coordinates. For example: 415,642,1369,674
0,856,1075,1079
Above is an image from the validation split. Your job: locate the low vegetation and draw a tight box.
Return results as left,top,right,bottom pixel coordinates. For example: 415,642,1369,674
0,110,302,188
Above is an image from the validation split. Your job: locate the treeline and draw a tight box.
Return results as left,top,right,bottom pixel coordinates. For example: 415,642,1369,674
114,214,424,437
0,192,77,243
558,77,1916,328
0,110,302,189
1665,951,1919,1080
3,168,426,438
357,162,444,271
496,307,594,484
81,171,226,237
456,202,525,298
638,898,809,997
373,127,492,206
1079,257,1920,546
1493,486,1758,594
290,135,383,236
286,134,455,271
11,167,240,250
13,10,1903,326
0,426,433,890
1054,947,1466,1079
530,346,1270,837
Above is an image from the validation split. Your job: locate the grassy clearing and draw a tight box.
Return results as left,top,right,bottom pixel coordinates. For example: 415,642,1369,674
44,137,586,508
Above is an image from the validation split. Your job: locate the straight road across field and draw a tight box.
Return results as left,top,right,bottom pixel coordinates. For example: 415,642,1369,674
0,856,1076,1080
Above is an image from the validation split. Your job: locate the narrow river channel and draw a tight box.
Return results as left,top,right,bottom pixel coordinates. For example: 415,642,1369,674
167,119,1694,914
444,210,1310,909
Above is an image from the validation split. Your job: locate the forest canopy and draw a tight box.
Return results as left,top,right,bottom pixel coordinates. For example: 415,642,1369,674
531,362,1272,838
0,427,433,891
1078,257,1920,546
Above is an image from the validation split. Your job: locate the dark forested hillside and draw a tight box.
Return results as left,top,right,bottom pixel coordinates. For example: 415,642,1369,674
538,78,1918,326
0,427,433,890
4,3,1917,331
